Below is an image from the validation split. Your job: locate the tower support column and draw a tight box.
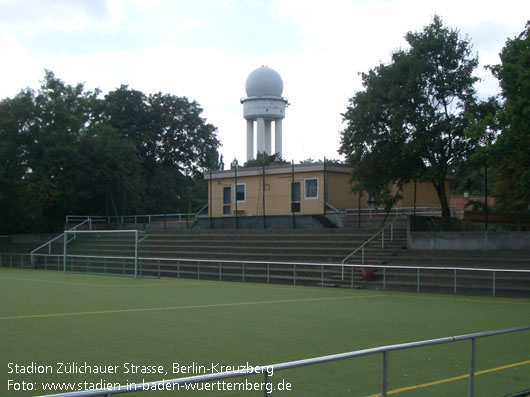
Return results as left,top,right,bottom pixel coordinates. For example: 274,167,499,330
246,120,254,161
264,120,272,155
275,119,283,158
256,117,266,155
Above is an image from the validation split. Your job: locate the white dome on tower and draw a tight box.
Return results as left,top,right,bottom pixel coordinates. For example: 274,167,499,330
242,66,288,161
245,66,284,97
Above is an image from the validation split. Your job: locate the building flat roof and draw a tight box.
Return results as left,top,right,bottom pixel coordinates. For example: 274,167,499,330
204,162,352,180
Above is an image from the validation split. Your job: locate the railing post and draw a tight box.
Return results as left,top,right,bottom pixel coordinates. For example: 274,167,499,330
454,269,457,295
468,338,476,397
383,267,386,291
134,230,138,279
264,372,271,396
382,228,385,249
267,263,270,284
381,351,388,397
390,223,393,242
63,232,67,273
417,268,420,293
362,247,365,265
492,271,496,297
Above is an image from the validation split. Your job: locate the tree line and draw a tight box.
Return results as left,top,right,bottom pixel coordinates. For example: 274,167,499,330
0,71,220,233
340,16,530,222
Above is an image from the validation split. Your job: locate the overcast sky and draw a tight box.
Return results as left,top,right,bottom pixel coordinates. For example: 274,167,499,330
1,0,529,165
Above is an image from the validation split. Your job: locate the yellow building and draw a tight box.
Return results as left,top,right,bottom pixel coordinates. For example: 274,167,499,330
204,162,445,220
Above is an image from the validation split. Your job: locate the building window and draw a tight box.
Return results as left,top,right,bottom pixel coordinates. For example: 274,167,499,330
304,178,318,200
235,183,246,203
223,186,231,214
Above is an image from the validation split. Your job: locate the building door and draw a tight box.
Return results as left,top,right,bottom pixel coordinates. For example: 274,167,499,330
223,186,231,214
291,182,301,212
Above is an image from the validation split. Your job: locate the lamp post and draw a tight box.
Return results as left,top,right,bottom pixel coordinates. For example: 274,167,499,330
262,163,266,229
209,168,213,229
232,160,239,229
291,160,296,228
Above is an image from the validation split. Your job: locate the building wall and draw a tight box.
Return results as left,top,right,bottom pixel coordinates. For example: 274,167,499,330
397,179,449,209
326,172,359,210
208,167,449,218
209,170,326,217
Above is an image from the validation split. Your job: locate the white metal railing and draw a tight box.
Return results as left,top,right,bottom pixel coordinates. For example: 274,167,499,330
342,218,398,266
194,203,209,218
344,205,454,219
319,200,342,214
66,214,196,225
35,325,530,397
7,253,530,297
66,207,210,226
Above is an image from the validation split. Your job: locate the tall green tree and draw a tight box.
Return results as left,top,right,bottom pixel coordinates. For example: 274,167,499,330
0,71,220,232
340,16,479,221
487,21,530,211
103,86,220,214
0,90,35,233
23,71,102,230
243,152,287,168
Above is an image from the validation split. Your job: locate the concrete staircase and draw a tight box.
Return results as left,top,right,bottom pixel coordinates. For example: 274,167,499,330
139,228,407,264
17,224,529,297
358,248,530,297
57,227,407,287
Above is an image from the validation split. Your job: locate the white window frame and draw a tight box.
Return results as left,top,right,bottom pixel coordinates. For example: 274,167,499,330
234,183,246,203
304,178,319,200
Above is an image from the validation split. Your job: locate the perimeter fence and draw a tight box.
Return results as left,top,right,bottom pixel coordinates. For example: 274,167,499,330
2,253,530,297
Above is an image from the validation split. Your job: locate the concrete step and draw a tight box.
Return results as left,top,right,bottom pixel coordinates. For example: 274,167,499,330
140,238,406,248
386,250,530,269
138,250,389,264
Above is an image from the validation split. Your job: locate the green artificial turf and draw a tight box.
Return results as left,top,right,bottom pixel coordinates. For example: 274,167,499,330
1,268,529,396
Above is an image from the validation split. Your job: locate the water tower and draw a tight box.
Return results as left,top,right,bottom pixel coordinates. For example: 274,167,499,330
241,66,289,161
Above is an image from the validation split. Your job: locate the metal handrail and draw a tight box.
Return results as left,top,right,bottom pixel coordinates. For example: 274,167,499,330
66,214,197,225
30,219,92,264
342,218,397,265
319,200,342,214
344,205,459,219
194,204,209,219
40,325,530,397
24,253,530,274
23,252,530,298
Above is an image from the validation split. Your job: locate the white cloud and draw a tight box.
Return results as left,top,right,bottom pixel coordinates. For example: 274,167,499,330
0,0,114,33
